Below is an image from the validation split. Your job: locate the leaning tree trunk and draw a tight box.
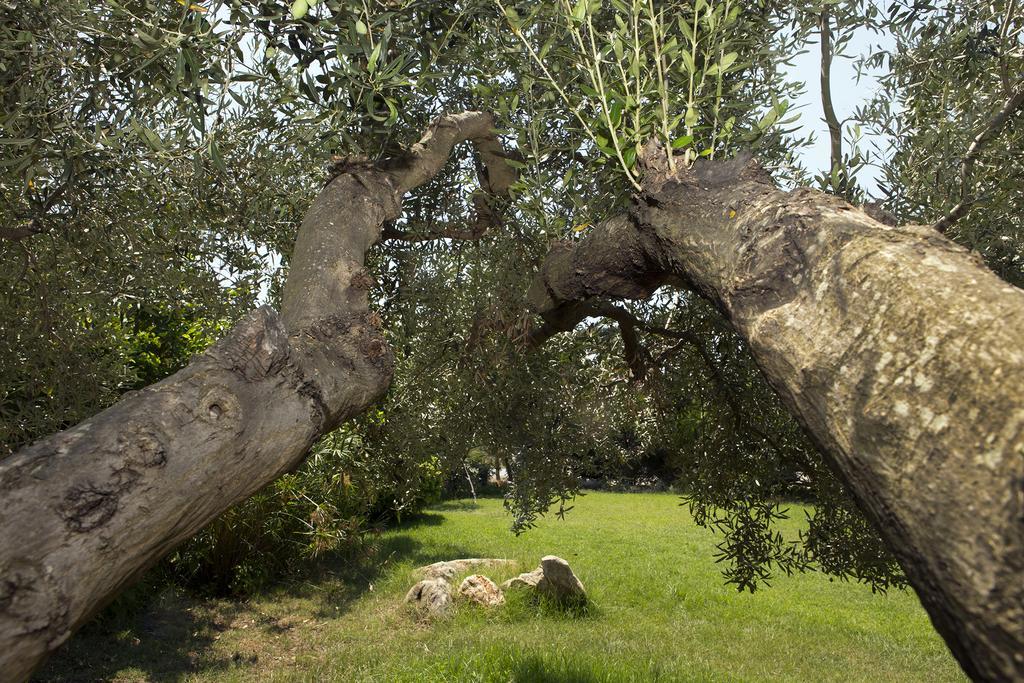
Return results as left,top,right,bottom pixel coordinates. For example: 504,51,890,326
529,149,1024,682
0,112,514,682
1,114,1022,682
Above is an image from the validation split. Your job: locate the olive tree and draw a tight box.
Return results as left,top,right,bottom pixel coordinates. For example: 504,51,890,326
1,0,1022,680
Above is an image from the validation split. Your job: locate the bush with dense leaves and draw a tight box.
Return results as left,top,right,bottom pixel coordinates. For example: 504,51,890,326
166,422,446,596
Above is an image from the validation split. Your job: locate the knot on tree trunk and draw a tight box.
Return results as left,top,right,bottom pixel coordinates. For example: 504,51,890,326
637,140,772,196
290,311,395,431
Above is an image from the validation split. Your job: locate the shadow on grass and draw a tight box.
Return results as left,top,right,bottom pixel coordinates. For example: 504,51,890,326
443,651,637,683
497,588,601,627
35,506,482,682
304,509,482,620
430,498,494,512
507,655,605,682
32,583,244,683
395,510,446,525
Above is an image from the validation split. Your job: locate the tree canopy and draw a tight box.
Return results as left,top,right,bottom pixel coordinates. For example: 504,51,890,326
1,2,1022,677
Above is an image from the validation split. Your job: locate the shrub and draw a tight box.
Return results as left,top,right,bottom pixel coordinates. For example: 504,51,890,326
166,423,440,596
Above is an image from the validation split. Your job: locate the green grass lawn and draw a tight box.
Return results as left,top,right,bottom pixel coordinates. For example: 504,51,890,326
37,492,966,682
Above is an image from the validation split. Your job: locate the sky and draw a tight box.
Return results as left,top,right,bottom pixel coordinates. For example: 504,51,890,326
781,23,896,196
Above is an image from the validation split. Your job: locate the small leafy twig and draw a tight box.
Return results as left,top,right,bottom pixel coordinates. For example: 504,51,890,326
496,0,644,191
682,0,701,165
646,0,675,171
496,0,644,190
582,5,641,184
997,0,1018,97
819,8,844,188
934,86,1024,233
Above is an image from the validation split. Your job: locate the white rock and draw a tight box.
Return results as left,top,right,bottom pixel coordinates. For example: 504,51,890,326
414,558,516,582
458,574,504,607
501,555,587,606
404,578,452,616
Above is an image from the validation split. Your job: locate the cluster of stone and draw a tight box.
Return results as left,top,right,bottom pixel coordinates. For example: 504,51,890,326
501,555,587,606
403,555,586,617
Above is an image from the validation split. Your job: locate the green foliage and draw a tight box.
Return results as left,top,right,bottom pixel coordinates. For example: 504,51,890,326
496,0,803,190
855,0,1024,285
167,422,444,596
123,303,230,388
0,297,231,455
2,0,1019,598
0,0,318,454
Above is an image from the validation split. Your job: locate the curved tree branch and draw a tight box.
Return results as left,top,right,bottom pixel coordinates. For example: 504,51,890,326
934,86,1024,233
382,111,518,196
819,9,843,181
0,161,74,242
0,111,518,683
381,177,503,242
0,224,42,241
380,113,520,242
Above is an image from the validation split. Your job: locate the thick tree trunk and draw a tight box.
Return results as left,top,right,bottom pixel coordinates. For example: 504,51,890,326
2,114,1022,681
0,307,380,683
0,177,396,683
530,150,1024,681
0,112,513,682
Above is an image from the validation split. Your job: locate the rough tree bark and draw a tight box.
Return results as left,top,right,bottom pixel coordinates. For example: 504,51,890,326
1,113,1021,682
529,147,1024,682
0,112,515,682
